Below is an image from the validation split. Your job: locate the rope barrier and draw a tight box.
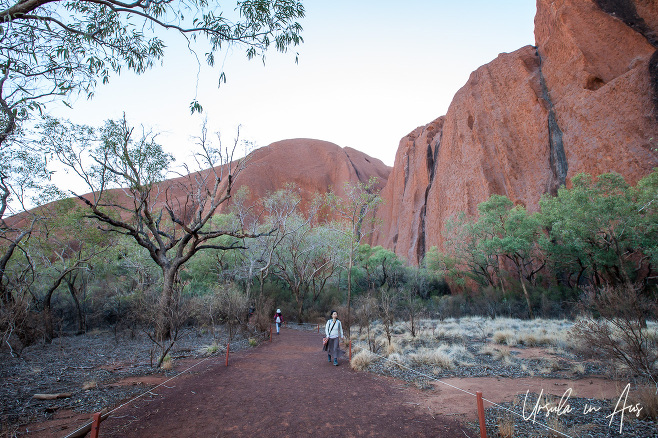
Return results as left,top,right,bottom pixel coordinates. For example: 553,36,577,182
65,325,574,438
269,323,573,436
63,329,270,438
352,341,575,438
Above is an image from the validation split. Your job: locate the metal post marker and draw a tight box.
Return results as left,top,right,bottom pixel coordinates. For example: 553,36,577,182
225,343,230,367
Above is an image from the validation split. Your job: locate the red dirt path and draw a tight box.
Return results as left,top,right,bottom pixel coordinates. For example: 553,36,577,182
95,328,469,437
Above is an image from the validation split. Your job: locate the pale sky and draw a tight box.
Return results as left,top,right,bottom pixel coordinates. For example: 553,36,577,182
50,1,537,171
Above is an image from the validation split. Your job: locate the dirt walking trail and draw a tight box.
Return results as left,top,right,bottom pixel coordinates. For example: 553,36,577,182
99,328,468,437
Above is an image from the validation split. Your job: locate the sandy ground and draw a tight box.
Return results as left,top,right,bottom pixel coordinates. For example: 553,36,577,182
415,376,624,420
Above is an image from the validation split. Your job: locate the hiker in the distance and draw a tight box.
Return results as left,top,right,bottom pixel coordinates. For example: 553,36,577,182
325,310,344,366
274,309,283,334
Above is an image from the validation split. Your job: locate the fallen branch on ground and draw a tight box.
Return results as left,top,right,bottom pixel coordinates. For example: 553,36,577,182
32,393,72,400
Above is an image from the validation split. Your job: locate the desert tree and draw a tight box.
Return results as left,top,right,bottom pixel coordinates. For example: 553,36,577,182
0,0,305,150
1,195,108,348
353,291,378,351
271,214,343,322
251,187,301,327
0,138,63,308
0,0,305,285
379,286,397,348
214,282,250,341
0,221,37,352
325,176,383,337
356,244,404,292
44,116,263,340
255,185,307,298
27,198,112,342
441,212,501,290
478,195,544,319
424,245,464,291
399,283,423,338
441,195,543,318
206,185,304,328
0,151,56,349
540,171,658,290
571,283,658,382
62,269,89,335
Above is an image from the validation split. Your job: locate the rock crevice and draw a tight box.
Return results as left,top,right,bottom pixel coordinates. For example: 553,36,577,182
537,48,568,194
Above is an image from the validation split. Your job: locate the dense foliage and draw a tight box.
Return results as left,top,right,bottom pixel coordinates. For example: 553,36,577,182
429,170,658,318
2,168,657,360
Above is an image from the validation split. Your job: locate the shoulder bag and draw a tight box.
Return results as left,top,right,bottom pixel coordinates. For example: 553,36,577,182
323,320,337,351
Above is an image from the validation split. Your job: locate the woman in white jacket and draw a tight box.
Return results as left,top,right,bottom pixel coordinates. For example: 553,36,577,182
325,310,344,366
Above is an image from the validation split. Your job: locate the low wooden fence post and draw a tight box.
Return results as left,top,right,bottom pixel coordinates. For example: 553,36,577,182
90,412,101,438
476,391,487,438
225,343,230,367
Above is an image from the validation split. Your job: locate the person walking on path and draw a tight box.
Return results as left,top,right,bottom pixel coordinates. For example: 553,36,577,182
274,309,284,334
325,310,343,366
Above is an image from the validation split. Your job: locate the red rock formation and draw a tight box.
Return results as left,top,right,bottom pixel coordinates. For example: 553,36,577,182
8,139,390,232
372,0,658,264
128,139,387,217
223,138,390,212
370,117,445,264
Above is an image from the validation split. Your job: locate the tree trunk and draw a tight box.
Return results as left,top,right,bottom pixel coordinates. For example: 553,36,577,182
519,275,534,319
0,281,9,306
346,245,354,338
43,295,54,343
67,279,86,335
296,294,304,322
157,268,177,340
259,270,265,299
42,275,66,343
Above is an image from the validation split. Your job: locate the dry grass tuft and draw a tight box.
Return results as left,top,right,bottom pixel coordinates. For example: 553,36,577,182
547,416,569,438
409,347,454,369
82,381,97,390
631,384,658,421
539,358,561,374
492,330,517,346
448,344,471,358
479,345,498,356
497,418,515,438
384,352,408,369
202,343,219,356
479,345,513,363
350,349,377,371
570,362,586,375
160,356,173,370
433,327,467,343
385,338,401,356
518,333,538,347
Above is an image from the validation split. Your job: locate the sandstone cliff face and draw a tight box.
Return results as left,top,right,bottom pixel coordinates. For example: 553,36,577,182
370,117,445,264
47,139,390,228
224,138,390,212
372,0,658,264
